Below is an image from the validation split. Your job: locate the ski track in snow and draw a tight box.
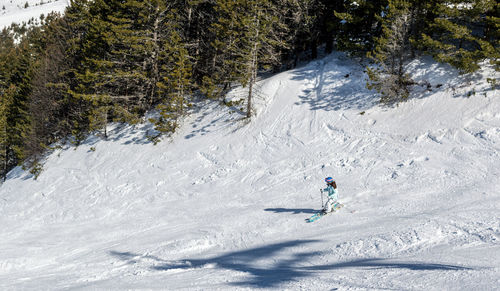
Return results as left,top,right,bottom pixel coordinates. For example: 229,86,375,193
0,52,499,290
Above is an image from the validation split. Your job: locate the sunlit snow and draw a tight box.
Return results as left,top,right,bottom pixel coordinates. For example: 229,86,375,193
1,52,499,289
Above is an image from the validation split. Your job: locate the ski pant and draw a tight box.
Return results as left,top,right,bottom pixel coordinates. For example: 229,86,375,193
324,197,338,212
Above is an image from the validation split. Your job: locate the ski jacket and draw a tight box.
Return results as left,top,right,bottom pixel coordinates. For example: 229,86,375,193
323,185,338,201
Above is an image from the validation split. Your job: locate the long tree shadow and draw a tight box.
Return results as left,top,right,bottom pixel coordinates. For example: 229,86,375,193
184,100,245,139
110,239,474,288
290,53,378,112
289,53,491,113
308,258,474,271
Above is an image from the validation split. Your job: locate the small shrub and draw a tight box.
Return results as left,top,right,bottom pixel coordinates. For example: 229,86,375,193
29,162,43,180
487,78,497,90
224,98,244,107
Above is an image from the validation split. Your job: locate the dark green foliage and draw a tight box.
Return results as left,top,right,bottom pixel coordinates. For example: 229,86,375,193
335,0,387,54
0,28,35,179
24,13,73,166
149,21,194,143
276,0,315,68
484,3,499,70
0,86,12,180
0,0,497,180
419,0,498,73
207,0,287,118
367,0,414,104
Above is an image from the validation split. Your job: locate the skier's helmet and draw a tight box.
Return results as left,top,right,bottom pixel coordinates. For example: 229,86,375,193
325,177,334,183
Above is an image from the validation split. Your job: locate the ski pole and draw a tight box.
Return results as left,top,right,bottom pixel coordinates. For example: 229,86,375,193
320,189,324,208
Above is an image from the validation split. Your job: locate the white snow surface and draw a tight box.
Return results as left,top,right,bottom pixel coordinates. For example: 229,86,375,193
1,53,500,290
0,0,69,30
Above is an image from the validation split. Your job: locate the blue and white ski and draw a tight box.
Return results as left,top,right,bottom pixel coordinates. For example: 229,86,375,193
306,203,344,223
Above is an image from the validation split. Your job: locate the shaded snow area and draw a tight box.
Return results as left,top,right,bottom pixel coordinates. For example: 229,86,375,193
0,0,69,30
1,53,499,290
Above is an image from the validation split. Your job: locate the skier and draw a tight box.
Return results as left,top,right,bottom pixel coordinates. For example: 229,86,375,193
322,177,338,213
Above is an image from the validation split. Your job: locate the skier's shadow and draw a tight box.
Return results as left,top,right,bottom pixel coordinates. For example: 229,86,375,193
264,208,318,214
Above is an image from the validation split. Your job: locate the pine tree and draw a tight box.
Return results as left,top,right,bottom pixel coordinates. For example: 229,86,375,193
55,0,97,144
0,28,24,179
483,2,499,70
67,0,195,138
334,0,387,54
367,0,414,104
58,0,144,139
200,0,241,99
178,0,217,83
7,41,33,166
75,0,122,138
0,86,13,180
275,0,315,69
150,31,193,142
241,0,288,118
420,0,498,73
211,0,286,118
0,29,16,96
147,3,195,142
0,40,33,178
23,13,71,167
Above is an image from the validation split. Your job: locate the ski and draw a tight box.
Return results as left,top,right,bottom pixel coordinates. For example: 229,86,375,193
306,203,344,223
305,211,327,223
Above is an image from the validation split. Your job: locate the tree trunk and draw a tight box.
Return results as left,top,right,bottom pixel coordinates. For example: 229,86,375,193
103,109,108,139
247,41,258,119
325,32,333,54
247,78,253,118
1,142,6,181
247,8,260,119
149,4,161,105
311,38,318,59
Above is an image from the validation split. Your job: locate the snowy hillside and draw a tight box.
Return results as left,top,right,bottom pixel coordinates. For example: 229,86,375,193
0,52,499,290
0,0,69,29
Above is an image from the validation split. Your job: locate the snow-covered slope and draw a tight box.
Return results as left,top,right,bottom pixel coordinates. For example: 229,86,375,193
1,53,499,290
0,0,69,30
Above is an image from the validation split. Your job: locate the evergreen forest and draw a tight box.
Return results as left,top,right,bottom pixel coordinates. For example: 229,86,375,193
0,0,498,180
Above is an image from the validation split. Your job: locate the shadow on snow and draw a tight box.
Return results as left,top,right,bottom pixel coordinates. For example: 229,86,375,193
264,208,318,214
289,53,491,113
110,239,473,288
289,54,378,112
184,99,246,140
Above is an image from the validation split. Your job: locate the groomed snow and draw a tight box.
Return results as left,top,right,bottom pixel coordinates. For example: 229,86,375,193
0,53,499,290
